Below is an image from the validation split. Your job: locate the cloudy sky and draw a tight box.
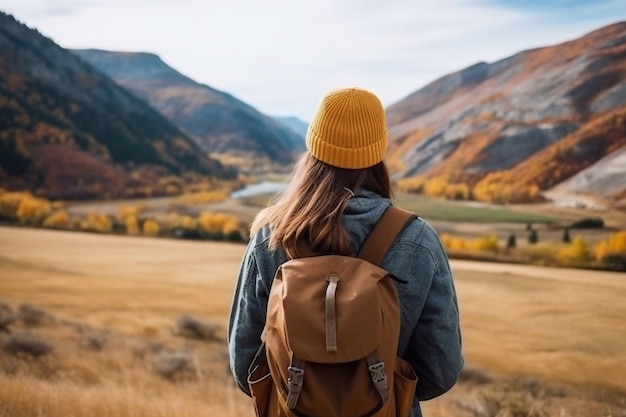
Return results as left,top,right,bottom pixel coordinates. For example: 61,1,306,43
1,0,626,121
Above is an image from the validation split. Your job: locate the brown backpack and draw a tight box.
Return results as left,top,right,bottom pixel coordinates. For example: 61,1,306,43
247,206,419,417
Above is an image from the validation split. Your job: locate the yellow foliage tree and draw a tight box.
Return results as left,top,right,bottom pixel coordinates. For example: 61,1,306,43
444,183,470,201
117,204,148,221
441,233,501,254
125,215,140,235
180,215,197,230
594,231,626,261
177,190,228,206
557,235,591,264
81,212,112,233
397,177,426,193
473,182,503,203
440,234,468,252
142,219,160,236
423,177,448,198
222,218,240,235
198,212,224,233
16,195,52,223
469,235,499,254
0,191,33,219
43,210,70,228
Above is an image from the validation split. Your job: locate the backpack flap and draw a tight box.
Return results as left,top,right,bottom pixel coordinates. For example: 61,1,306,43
266,254,390,364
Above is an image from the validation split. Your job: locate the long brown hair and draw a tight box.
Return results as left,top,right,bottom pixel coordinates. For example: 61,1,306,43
250,153,392,259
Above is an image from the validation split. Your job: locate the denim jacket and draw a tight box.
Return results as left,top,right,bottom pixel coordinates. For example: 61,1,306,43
227,189,463,416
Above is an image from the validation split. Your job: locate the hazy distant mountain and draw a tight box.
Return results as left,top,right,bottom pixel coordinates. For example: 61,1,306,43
0,12,232,200
386,21,626,203
72,49,305,170
274,116,309,139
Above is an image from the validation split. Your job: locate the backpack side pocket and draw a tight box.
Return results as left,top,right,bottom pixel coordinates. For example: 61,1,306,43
248,344,273,417
393,357,418,417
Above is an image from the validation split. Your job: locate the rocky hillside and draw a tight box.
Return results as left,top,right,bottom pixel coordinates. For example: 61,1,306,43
72,49,305,171
386,21,626,203
0,12,233,200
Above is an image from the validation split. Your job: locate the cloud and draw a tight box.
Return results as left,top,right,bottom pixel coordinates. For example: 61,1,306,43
0,0,625,120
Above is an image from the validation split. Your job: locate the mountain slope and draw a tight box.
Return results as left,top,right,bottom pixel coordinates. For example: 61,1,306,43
0,12,232,199
386,21,626,203
72,49,305,169
274,116,309,138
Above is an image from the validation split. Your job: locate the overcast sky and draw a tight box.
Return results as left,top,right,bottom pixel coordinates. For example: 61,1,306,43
1,0,626,121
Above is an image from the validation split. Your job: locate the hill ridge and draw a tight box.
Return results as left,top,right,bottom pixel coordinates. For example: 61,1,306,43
0,12,232,200
386,20,626,204
73,49,305,171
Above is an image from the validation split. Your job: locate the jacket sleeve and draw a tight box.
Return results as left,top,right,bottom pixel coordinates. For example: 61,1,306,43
405,234,463,400
227,239,269,396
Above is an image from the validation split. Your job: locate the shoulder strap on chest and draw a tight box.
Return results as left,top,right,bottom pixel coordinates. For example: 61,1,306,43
357,206,417,266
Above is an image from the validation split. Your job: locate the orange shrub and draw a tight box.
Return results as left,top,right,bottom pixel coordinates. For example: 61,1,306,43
42,210,70,228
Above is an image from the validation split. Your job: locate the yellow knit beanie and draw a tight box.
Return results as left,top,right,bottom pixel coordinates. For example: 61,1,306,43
306,87,387,169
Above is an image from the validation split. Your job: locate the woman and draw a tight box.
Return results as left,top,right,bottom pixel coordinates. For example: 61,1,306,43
228,87,463,416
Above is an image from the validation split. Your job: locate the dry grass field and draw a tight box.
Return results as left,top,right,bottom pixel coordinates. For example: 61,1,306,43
0,226,625,417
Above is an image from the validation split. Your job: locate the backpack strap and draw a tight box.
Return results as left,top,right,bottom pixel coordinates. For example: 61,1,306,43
357,206,417,266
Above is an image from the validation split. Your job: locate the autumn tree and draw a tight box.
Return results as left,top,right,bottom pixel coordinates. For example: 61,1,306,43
81,212,112,233
42,210,70,228
125,215,140,235
594,231,626,262
557,235,590,264
469,235,499,254
142,219,160,236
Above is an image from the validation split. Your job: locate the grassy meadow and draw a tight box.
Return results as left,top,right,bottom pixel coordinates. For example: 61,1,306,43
1,226,625,417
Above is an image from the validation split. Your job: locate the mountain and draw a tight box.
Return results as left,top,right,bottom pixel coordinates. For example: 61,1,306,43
274,116,309,138
72,49,305,171
0,12,233,200
386,22,626,204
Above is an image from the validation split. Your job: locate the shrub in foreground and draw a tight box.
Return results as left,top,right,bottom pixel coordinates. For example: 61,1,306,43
3,332,54,357
479,379,549,417
152,350,195,379
0,303,15,332
174,315,219,341
18,304,49,326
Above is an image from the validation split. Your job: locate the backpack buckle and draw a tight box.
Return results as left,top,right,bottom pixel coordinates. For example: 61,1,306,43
286,366,305,409
368,362,390,402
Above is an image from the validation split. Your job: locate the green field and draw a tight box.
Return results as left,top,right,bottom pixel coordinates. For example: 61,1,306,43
394,194,558,223
240,192,559,223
